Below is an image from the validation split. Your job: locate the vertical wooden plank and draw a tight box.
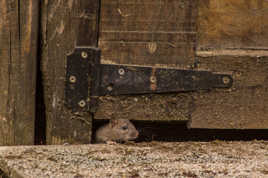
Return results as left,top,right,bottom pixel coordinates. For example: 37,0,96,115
41,0,99,144
0,0,38,145
0,0,13,145
76,0,100,46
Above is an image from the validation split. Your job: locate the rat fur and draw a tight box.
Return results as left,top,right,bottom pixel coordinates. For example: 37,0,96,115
95,119,139,143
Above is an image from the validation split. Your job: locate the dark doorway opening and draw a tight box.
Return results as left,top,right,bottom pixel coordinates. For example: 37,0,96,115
93,119,268,143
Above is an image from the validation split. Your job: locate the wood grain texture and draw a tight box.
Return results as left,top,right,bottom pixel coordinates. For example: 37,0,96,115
190,55,268,129
190,0,268,128
94,94,193,121
42,0,268,135
198,0,268,49
0,0,38,145
99,0,197,66
94,0,198,121
41,0,99,144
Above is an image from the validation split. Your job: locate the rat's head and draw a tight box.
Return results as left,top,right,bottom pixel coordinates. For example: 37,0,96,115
109,119,139,142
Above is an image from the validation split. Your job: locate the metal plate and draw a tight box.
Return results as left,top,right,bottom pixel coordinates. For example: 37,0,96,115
92,64,233,96
65,47,100,111
65,47,233,111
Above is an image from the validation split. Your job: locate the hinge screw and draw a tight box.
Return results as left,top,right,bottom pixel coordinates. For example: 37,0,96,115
81,51,88,59
222,76,231,85
150,76,157,83
107,85,113,91
118,68,125,75
69,75,76,83
78,100,86,108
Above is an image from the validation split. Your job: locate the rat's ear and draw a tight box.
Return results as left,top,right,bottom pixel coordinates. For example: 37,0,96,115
110,119,118,127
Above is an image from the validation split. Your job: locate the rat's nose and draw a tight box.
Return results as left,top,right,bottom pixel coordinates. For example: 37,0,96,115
131,130,139,139
135,130,139,138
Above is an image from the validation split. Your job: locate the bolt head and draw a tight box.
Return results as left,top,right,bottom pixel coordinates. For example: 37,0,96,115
69,75,76,83
118,68,125,75
81,51,88,59
107,85,113,91
150,76,157,83
222,76,231,84
78,100,86,108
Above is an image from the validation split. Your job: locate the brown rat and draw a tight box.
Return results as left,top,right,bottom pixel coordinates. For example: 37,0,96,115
95,119,139,143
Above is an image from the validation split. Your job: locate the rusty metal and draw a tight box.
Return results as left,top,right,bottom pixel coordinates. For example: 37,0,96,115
92,64,233,96
65,47,100,111
65,47,233,111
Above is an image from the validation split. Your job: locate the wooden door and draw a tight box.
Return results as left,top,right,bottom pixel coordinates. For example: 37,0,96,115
42,0,197,144
42,0,268,144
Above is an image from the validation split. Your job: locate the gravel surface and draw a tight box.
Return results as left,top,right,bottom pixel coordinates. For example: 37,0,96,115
0,141,268,177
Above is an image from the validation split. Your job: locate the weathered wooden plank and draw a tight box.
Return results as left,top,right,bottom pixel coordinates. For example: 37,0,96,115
94,94,192,121
100,0,197,31
190,0,268,129
99,0,197,65
0,0,38,145
99,38,195,66
41,0,99,144
43,0,268,132
190,53,268,129
198,0,268,49
94,0,198,121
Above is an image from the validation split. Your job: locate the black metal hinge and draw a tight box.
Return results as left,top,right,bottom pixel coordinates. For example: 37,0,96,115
65,47,233,111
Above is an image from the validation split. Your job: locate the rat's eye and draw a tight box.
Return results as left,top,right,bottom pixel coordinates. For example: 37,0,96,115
121,126,128,130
